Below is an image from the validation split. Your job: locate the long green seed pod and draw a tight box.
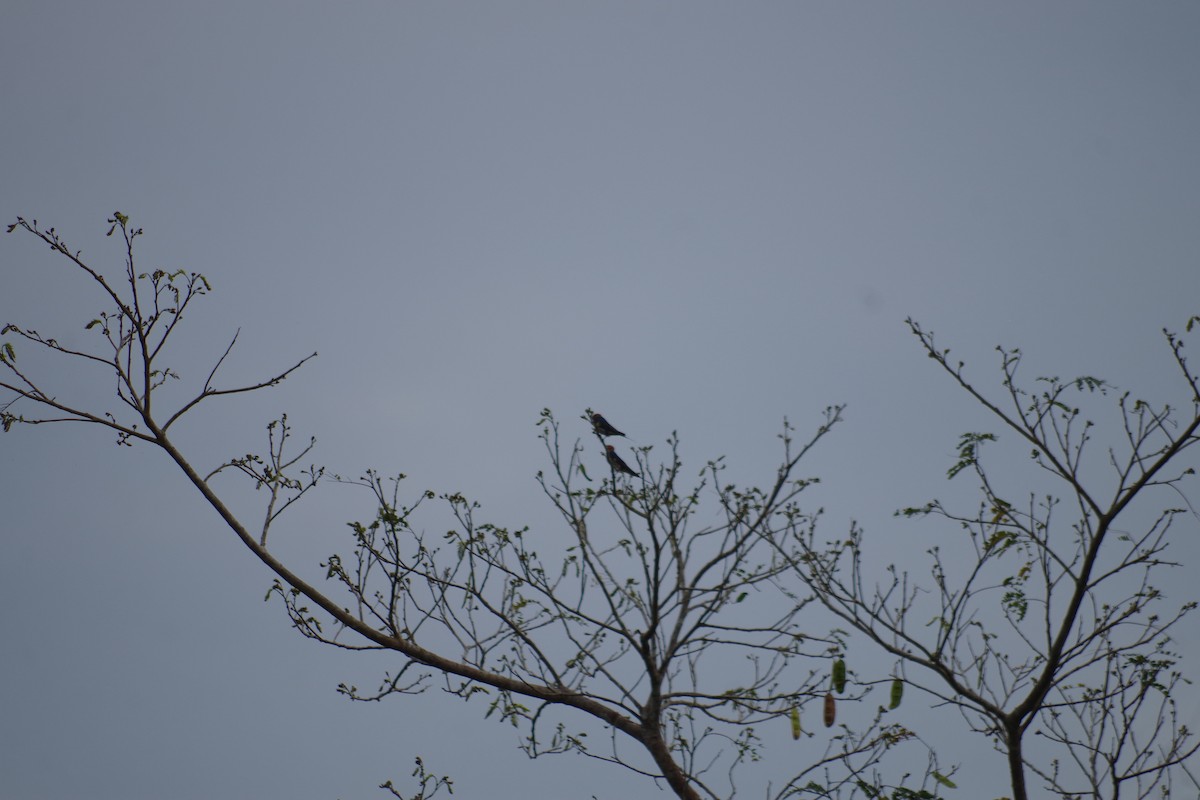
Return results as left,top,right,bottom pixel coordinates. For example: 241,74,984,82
890,678,904,709
823,692,836,728
790,707,801,740
832,659,847,694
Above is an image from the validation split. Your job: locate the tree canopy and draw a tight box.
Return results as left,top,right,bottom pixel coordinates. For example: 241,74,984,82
4,214,1199,799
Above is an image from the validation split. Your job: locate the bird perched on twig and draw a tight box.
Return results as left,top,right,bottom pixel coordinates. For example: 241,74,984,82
605,444,639,477
591,412,626,438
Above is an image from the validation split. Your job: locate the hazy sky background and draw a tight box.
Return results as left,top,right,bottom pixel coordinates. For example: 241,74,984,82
3,3,1199,799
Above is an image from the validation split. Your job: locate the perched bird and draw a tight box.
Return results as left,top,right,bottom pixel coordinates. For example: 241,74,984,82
605,444,639,477
591,412,626,438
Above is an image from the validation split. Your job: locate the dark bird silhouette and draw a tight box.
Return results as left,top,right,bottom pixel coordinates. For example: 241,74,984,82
591,412,626,438
605,444,639,477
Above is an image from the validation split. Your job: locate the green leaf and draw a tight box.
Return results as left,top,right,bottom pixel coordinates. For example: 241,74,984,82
948,432,997,480
932,771,957,788
855,780,879,798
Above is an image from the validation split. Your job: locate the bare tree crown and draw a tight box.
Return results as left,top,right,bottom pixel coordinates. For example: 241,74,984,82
4,215,1198,799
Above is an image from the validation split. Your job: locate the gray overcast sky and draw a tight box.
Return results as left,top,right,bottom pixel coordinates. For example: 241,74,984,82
3,3,1199,799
